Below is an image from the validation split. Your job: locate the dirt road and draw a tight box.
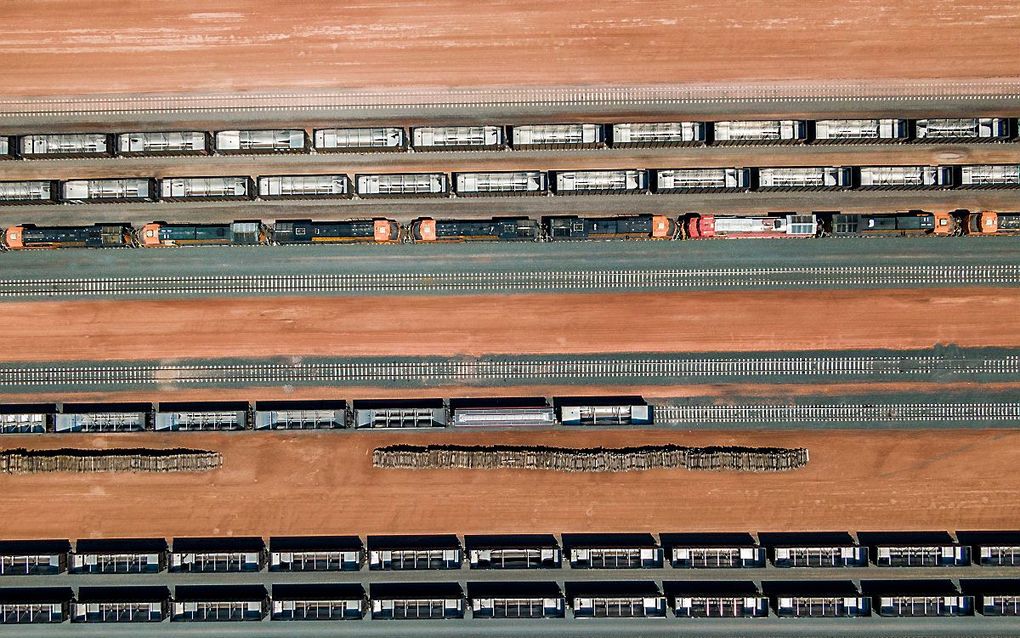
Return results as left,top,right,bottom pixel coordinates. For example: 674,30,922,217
3,0,1019,97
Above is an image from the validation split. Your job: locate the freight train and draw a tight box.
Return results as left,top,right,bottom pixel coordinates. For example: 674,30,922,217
0,117,1014,160
4,210,1015,250
1,531,1018,623
2,164,1018,206
0,397,652,433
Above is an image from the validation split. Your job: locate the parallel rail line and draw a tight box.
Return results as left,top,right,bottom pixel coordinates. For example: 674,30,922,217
654,402,1020,424
3,352,1018,389
1,264,1017,298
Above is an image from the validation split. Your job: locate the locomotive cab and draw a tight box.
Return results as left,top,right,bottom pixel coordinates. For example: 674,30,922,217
3,226,24,249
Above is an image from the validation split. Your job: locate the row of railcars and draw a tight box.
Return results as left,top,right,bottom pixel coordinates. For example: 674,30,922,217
3,164,1016,206
4,578,1020,623
3,531,1018,575
0,398,652,433
5,210,1014,250
1,118,1014,159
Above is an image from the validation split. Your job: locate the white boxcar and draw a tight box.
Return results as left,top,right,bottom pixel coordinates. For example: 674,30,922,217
117,131,208,155
314,127,406,151
655,168,750,192
411,126,504,150
214,129,307,152
454,171,547,196
611,122,706,146
19,133,111,157
0,180,55,204
553,170,648,194
62,178,153,202
159,177,252,200
960,164,1020,187
713,120,807,144
757,167,850,190
858,165,951,188
258,175,350,198
511,124,604,149
915,118,1011,141
814,119,908,142
356,173,448,197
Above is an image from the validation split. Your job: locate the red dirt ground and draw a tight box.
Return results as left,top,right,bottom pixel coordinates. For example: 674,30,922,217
1,428,1018,539
3,0,1020,97
0,289,1016,363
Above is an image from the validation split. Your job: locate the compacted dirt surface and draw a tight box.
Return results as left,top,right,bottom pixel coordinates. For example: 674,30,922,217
1,428,1018,538
1,289,1018,363
3,0,1020,97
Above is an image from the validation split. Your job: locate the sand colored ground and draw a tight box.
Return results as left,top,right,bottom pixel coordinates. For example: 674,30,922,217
0,289,1017,364
2,1,1020,97
0,428,1018,539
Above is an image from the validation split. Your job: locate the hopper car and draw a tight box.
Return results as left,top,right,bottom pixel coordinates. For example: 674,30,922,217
214,129,307,153
117,132,210,156
314,127,406,152
411,126,505,151
0,180,58,205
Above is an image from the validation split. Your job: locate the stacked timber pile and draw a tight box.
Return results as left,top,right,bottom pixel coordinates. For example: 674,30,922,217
373,445,808,473
1,448,222,474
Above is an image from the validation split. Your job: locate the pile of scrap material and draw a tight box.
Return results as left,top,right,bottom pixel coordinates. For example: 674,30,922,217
1,448,222,474
373,444,808,473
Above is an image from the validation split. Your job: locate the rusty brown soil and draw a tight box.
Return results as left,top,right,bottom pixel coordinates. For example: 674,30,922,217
3,0,1020,96
1,428,1018,539
1,289,1017,363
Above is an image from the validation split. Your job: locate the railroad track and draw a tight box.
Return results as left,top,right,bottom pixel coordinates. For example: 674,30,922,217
1,264,1017,298
2,350,1018,390
654,402,1020,425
